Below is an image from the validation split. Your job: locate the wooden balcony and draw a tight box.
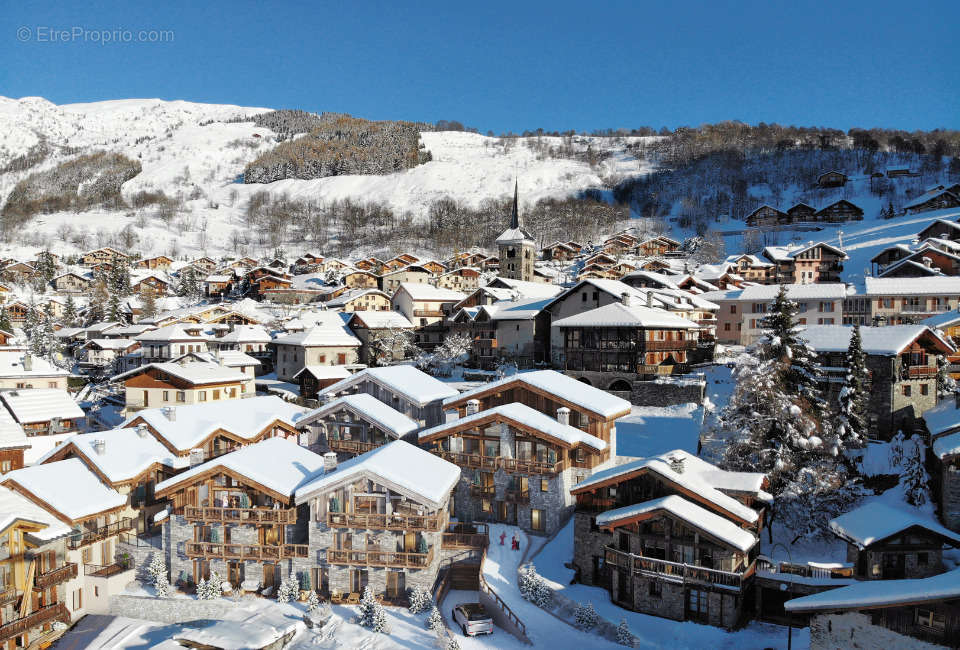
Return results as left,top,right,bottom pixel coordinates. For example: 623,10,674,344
434,450,565,476
67,518,135,549
0,588,16,606
183,506,297,525
34,562,78,589
326,545,434,569
643,340,696,351
185,542,309,560
603,546,747,590
905,365,936,378
327,511,447,532
327,439,380,455
637,364,689,376
469,485,496,498
85,562,131,578
0,602,69,642
413,310,445,317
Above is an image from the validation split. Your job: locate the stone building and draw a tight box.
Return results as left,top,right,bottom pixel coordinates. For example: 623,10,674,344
418,401,607,536
496,183,535,282
294,440,459,602
272,318,361,382
153,438,325,593
568,450,768,629
828,501,960,580
297,393,420,458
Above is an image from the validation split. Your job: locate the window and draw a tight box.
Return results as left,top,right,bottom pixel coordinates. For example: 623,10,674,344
162,391,169,402
921,384,929,396
531,509,545,532
649,580,662,597
72,588,82,609
918,552,929,566
798,318,807,325
915,608,946,632
0,461,10,473
199,391,207,402
81,547,92,564
48,381,57,388
176,391,186,402
903,385,911,397
723,323,730,331
729,305,736,314
541,479,549,492
481,499,492,513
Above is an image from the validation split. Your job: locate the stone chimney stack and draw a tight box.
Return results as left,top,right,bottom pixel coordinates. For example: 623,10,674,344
646,291,654,308
162,406,176,421
136,424,149,438
93,439,106,456
323,451,338,474
466,399,480,416
668,455,685,474
621,292,632,307
557,407,570,426
22,354,32,372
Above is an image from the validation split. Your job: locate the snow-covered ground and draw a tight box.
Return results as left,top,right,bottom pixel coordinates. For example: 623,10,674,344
535,520,811,650
615,403,704,458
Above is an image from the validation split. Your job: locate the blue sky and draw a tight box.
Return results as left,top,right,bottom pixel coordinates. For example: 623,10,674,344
2,1,958,133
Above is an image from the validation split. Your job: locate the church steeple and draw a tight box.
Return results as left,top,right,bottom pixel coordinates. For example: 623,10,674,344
510,180,520,229
495,179,536,282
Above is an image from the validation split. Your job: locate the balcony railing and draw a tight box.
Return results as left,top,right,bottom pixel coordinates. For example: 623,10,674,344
643,340,696,351
327,511,447,532
469,485,496,498
67,518,135,549
603,546,747,590
185,542,308,560
0,602,69,642
413,310,445,317
84,561,131,578
327,439,380,455
183,506,297,525
637,364,679,376
0,588,17,606
434,450,565,476
34,562,78,588
904,365,937,378
326,546,434,569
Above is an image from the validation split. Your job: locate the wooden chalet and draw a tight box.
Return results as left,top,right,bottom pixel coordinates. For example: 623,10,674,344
815,199,864,222
744,205,788,227
817,170,847,188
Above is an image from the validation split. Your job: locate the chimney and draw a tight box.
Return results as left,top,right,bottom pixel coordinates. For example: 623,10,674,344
444,409,460,423
323,451,338,474
189,448,205,467
93,439,106,456
923,257,932,268
466,399,480,416
162,406,176,422
621,292,632,307
23,354,32,372
557,407,570,426
668,455,685,474
646,291,654,308
136,423,149,438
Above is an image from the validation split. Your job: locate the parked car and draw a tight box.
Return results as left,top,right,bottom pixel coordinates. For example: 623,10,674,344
452,602,493,637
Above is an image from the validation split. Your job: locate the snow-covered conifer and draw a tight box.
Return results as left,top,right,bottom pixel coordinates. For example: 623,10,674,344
518,564,551,607
837,324,868,450
902,435,930,507
616,618,633,646
425,605,444,632
277,573,299,603
407,584,432,614
358,586,389,633
574,602,599,630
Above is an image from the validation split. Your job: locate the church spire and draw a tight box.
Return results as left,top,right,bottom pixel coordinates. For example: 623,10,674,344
510,179,520,229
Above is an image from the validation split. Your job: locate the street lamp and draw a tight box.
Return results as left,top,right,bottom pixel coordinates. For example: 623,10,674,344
770,542,794,650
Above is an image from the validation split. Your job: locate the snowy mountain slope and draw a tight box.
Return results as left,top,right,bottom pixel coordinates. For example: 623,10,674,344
0,96,654,262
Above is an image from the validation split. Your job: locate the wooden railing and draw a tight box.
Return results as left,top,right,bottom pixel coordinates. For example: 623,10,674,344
185,542,308,560
67,518,135,549
327,511,447,532
604,546,746,590
434,450,565,475
84,561,131,578
441,522,490,550
906,365,937,378
183,506,297,524
643,340,696,351
469,485,496,498
0,588,16,606
326,546,434,569
756,557,854,580
34,562,78,588
0,602,68,642
327,438,381,455
413,310,446,317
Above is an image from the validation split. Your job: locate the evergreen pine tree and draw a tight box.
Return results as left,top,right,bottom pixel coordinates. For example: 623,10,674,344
574,602,599,630
62,295,78,327
888,200,896,218
616,618,634,646
759,285,821,400
140,288,158,320
837,324,868,449
88,279,110,324
107,289,124,323
306,589,320,612
902,435,930,507
0,308,12,335
425,606,444,632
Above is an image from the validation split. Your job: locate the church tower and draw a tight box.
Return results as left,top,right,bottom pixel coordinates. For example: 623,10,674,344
496,181,535,282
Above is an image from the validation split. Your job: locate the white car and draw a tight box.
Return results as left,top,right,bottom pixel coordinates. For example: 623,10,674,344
452,602,494,637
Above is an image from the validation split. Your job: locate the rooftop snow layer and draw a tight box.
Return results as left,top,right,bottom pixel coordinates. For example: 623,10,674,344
443,369,632,418
596,495,757,552
799,324,953,355
272,321,360,348
2,458,126,522
299,393,420,438
319,365,459,405
829,500,960,548
0,388,84,424
551,301,700,329
112,359,250,385
738,283,848,301
295,440,460,509
785,567,960,612
347,311,414,329
156,437,326,498
864,276,960,296
0,406,26,450
419,402,607,450
0,485,72,540
395,282,466,301
0,349,69,378
35,427,183,484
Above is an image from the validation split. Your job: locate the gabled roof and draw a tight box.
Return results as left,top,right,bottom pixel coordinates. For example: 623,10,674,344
829,500,960,549
300,393,419,438
318,365,458,407
83,338,139,351
347,311,414,330
1,458,126,523
479,297,552,321
596,495,757,552
799,324,954,356
294,440,459,510
272,323,360,348
571,449,762,525
111,359,250,386
552,301,699,329
291,365,352,382
0,485,72,540
738,283,848,301
785,567,960,613
0,406,27,450
0,388,85,424
864,276,960,296
905,189,960,210
419,402,606,450
442,369,631,419
214,324,272,344
877,258,944,278
155,437,326,500
394,282,466,302
135,323,207,343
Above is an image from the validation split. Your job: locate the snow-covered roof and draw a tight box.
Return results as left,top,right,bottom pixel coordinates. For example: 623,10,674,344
204,350,261,368
347,311,414,329
596,495,757,552
864,276,960,296
84,338,138,350
829,500,960,549
112,358,250,385
326,289,389,308
135,323,207,343
877,258,943,278
299,393,419,438
933,431,960,459
443,370,632,419
36,427,183,484
319,365,459,406
0,406,27,450
291,365,353,381
294,440,459,510
495,227,534,244
122,395,307,452
419,402,606,450
1,458,126,522
395,282,466,302
486,277,563,299
798,324,954,356
0,388,84,424
272,321,360,348
0,485,71,541
214,325,272,344
738,283,848,301
552,301,700,329
156,437,326,498
785,567,960,613
0,349,70,378
480,297,553,321
572,449,761,524
905,189,959,210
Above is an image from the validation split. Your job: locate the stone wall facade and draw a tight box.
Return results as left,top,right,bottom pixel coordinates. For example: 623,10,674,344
109,594,242,624
845,542,945,580
943,464,960,532
630,378,705,407
572,512,613,586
